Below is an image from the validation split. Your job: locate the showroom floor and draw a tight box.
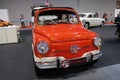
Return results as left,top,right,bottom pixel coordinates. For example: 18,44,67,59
0,24,120,80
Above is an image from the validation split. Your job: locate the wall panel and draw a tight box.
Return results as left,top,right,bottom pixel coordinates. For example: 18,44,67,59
0,0,117,24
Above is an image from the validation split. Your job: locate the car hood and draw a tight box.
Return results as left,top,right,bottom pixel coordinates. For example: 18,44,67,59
35,24,97,42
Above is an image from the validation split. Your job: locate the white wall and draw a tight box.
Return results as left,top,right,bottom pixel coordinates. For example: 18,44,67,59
0,1,2,8
0,0,117,23
78,0,116,17
0,9,9,21
115,9,120,17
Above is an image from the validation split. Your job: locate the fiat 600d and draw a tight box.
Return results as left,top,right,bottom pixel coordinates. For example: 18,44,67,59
32,7,102,73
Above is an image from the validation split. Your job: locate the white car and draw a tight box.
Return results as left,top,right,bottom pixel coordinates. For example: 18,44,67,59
79,13,105,28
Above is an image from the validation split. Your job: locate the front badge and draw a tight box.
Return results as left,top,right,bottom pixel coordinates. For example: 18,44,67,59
70,45,80,53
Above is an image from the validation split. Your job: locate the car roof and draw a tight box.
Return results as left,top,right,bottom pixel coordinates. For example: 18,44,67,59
35,7,76,14
34,7,74,10
33,7,45,10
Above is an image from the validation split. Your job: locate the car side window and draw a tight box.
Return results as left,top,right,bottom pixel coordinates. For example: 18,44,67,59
93,14,97,18
88,14,92,18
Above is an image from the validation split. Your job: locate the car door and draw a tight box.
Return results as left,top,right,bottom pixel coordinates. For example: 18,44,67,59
87,14,97,26
93,14,101,26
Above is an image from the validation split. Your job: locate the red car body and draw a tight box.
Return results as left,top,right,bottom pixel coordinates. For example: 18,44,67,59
32,7,102,69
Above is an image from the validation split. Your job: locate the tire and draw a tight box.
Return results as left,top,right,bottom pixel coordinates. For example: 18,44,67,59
100,22,104,27
32,44,40,76
32,51,41,76
84,23,89,29
34,64,41,76
87,59,99,66
92,59,99,64
118,32,120,38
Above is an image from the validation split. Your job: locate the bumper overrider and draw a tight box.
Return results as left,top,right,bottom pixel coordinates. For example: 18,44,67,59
33,50,102,69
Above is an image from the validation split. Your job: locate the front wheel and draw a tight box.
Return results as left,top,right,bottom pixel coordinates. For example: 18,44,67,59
87,59,99,66
84,23,89,29
118,32,120,38
34,62,43,76
100,22,104,27
91,59,99,64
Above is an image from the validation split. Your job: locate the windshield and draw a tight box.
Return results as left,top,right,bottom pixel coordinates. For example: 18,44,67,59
38,10,78,25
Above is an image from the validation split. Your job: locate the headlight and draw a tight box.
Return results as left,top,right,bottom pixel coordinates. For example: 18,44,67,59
94,37,102,47
37,41,49,54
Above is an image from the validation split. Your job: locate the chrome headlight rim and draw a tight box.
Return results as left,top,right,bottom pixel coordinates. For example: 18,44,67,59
94,37,102,47
37,41,49,54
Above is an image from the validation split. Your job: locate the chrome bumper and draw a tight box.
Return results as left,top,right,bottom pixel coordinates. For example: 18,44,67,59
34,50,102,69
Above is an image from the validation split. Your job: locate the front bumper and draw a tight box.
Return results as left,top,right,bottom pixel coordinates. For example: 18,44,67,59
33,50,102,69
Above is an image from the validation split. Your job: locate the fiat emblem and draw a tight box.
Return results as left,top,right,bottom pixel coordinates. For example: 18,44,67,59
70,45,80,53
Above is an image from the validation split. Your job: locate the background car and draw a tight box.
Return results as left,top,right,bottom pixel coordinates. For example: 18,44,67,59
79,13,105,28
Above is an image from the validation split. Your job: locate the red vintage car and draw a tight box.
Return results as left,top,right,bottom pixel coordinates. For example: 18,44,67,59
32,7,102,73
